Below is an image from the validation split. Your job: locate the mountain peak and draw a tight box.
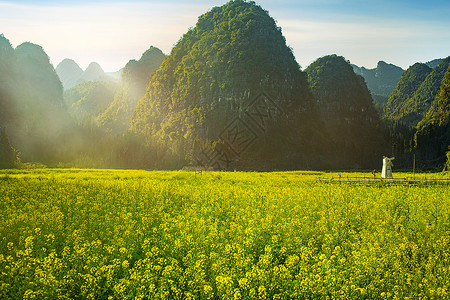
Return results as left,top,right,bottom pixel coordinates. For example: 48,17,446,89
425,58,443,69
130,0,317,169
0,34,13,52
57,58,82,71
85,62,104,73
352,60,404,100
78,62,107,83
140,46,164,62
56,59,84,90
15,42,51,66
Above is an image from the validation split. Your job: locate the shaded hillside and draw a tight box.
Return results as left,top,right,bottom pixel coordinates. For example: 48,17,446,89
382,63,432,166
434,65,450,125
131,0,320,170
0,34,17,132
0,35,79,163
306,55,385,168
0,126,18,168
97,46,165,134
55,58,84,90
64,81,117,129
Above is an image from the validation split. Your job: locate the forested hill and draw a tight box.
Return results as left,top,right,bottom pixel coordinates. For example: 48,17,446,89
97,46,165,134
433,66,450,126
381,58,450,168
0,0,448,170
0,34,78,163
63,81,117,129
413,64,450,168
384,63,432,125
306,55,384,168
56,60,117,90
352,61,404,111
384,57,450,128
416,57,450,128
130,0,321,170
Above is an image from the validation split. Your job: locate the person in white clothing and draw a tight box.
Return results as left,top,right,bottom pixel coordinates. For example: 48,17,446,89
381,156,395,178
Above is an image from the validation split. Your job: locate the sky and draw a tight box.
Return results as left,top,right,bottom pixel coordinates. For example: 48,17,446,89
1,0,449,72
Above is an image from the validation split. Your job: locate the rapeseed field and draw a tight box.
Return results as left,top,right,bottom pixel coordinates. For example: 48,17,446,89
0,169,449,299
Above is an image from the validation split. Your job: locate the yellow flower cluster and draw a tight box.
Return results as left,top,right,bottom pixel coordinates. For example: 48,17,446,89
0,169,449,299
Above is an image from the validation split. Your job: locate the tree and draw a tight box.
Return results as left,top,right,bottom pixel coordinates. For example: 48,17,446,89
434,65,450,125
446,147,450,171
0,127,18,168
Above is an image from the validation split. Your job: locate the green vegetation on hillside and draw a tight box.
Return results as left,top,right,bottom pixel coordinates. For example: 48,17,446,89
98,46,165,134
64,81,117,130
385,57,450,128
305,55,384,168
384,63,432,126
421,64,450,128
383,58,450,168
0,35,78,164
436,66,450,125
131,0,320,170
0,127,18,168
413,65,450,168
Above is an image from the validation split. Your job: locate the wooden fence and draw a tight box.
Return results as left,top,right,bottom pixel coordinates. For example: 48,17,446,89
317,176,450,187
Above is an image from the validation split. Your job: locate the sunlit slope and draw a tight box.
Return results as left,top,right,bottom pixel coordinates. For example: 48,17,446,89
131,0,321,170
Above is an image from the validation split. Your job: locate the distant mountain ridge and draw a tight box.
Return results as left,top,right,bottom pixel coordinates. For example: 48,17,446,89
352,61,404,111
425,58,443,69
352,61,404,97
1,17,448,171
56,60,119,90
62,46,165,134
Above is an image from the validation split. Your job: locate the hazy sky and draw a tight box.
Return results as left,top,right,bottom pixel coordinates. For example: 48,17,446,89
1,0,449,72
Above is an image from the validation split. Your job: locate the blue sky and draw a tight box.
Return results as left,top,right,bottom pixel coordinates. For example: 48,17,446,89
1,0,449,71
